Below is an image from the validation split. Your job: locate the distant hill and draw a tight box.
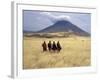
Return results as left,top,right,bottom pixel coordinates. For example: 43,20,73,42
38,20,90,36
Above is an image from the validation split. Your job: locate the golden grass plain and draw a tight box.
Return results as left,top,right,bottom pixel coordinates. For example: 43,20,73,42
23,36,91,69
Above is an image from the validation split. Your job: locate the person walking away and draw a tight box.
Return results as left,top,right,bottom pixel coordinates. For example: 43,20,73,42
48,41,52,52
42,41,47,52
57,41,62,52
52,41,57,52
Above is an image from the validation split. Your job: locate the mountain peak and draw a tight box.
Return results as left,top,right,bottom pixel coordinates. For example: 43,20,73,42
38,20,90,36
55,20,70,25
56,20,69,22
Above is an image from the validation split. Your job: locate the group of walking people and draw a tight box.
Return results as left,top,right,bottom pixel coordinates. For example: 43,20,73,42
42,41,62,52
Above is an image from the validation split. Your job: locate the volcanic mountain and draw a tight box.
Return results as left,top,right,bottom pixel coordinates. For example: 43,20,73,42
38,20,90,36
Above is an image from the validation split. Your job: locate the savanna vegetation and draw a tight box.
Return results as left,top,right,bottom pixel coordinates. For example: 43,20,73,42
23,33,91,69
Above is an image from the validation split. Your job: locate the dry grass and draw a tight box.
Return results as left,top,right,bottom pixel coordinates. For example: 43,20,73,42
23,36,91,69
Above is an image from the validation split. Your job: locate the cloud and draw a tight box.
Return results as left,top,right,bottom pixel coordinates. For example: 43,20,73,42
56,15,71,21
40,12,71,23
40,12,55,18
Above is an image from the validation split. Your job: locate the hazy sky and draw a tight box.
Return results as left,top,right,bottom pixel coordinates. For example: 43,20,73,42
23,10,91,33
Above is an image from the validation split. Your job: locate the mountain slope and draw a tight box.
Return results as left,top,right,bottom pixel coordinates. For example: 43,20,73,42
38,20,90,36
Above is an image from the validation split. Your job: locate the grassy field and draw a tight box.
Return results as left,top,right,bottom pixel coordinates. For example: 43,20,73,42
23,36,91,69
